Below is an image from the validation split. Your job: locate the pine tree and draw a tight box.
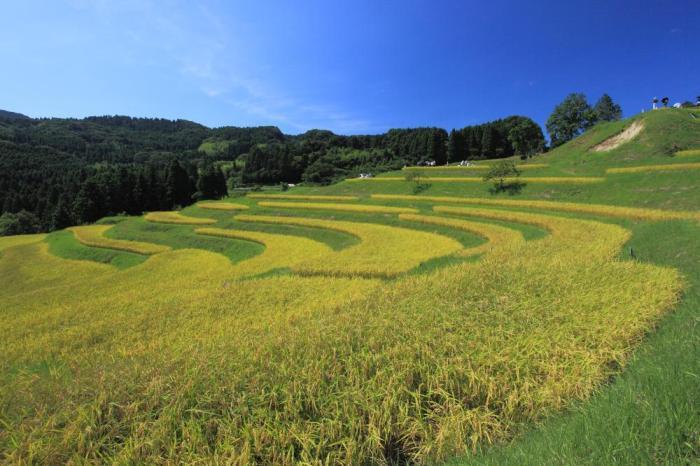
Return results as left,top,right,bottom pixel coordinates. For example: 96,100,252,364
593,94,623,121
50,197,74,230
447,129,466,163
166,160,194,208
481,127,495,158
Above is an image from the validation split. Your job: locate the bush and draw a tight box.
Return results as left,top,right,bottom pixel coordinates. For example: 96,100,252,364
0,210,41,236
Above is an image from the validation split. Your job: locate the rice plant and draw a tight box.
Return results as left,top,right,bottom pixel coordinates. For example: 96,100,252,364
371,194,700,221
606,162,700,174
256,201,419,214
235,214,462,277
399,213,525,256
196,227,332,277
69,225,170,255
196,201,250,211
248,194,359,201
0,206,680,464
144,211,217,225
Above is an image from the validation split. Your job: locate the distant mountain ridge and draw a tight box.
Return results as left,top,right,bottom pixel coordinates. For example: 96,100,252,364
0,109,30,120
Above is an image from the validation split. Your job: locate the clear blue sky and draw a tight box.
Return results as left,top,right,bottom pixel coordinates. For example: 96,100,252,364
1,0,698,135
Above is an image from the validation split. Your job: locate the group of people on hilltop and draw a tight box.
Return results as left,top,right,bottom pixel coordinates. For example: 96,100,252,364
651,96,700,109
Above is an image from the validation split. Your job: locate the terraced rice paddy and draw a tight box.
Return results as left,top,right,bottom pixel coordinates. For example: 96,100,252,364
352,176,605,184
145,211,217,225
235,214,462,277
371,194,700,221
606,162,700,173
257,201,419,214
69,225,170,255
196,201,250,211
1,112,698,465
248,193,359,201
675,148,700,157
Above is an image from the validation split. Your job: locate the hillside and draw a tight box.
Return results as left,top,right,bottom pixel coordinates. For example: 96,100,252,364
0,113,545,235
0,109,29,119
0,108,698,464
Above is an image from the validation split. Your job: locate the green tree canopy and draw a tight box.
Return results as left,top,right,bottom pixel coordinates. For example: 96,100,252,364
594,94,623,121
508,119,545,158
546,93,598,147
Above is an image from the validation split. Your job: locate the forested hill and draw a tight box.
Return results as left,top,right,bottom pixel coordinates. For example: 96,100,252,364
0,113,544,235
0,109,29,119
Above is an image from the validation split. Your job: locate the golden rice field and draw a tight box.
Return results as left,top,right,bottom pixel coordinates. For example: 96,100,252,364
0,192,686,463
196,201,250,211
675,148,700,157
399,213,525,257
69,225,170,255
0,192,682,464
606,162,700,173
257,201,419,214
235,214,462,278
352,176,605,184
145,211,217,225
371,194,700,221
196,227,332,277
0,232,45,253
248,193,359,201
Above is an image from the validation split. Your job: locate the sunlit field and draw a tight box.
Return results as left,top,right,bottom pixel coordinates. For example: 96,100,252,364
1,110,699,464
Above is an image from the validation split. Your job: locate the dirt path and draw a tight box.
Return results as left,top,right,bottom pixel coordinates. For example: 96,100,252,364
591,120,644,152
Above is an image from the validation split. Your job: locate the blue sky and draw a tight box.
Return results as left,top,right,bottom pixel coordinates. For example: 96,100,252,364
1,0,698,135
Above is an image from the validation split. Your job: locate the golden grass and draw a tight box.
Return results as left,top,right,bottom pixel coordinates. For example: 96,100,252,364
606,162,700,174
68,225,170,255
675,149,700,157
352,176,605,184
196,201,249,211
248,193,359,201
371,194,700,221
235,214,462,277
399,213,525,256
0,205,683,464
257,201,418,214
144,211,217,225
0,233,46,253
196,227,332,277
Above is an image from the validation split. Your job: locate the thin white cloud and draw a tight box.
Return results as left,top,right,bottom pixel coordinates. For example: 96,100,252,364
65,0,374,133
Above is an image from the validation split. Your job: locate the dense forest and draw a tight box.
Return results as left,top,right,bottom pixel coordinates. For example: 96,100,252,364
0,112,544,235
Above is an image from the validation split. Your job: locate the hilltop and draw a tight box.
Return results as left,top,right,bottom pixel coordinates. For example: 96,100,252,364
0,107,698,464
0,109,29,119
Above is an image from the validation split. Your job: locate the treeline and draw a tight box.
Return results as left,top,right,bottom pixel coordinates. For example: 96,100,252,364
447,116,545,162
0,113,544,235
239,127,450,184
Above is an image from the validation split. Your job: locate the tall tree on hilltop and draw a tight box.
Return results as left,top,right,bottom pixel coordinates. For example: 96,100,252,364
546,93,598,147
593,94,623,121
